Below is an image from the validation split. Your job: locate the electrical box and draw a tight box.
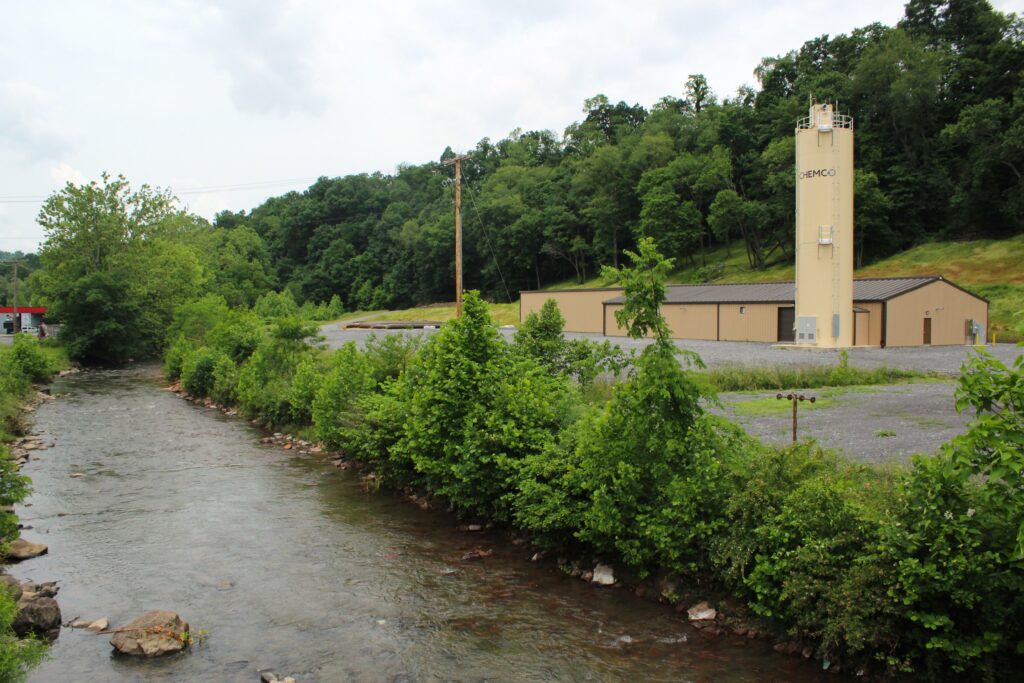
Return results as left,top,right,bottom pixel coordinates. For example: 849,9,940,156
817,225,834,245
796,316,817,343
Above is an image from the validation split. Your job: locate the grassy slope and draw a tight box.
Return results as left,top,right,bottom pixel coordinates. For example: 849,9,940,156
550,236,1024,337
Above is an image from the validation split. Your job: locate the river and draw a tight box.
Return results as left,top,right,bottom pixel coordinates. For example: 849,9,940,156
16,364,835,682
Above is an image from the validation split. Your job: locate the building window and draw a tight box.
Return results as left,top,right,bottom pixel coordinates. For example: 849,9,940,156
740,306,746,314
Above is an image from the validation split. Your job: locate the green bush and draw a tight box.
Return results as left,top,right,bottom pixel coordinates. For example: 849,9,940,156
7,334,53,384
209,355,239,405
181,346,222,397
573,346,729,574
206,310,264,363
236,317,318,426
392,292,578,522
514,299,628,387
289,355,326,425
878,454,1024,678
169,294,230,345
363,333,424,385
312,344,375,450
163,334,193,381
254,289,299,319
0,589,46,682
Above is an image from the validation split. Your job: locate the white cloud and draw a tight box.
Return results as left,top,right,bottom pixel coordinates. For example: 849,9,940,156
0,81,70,161
49,162,86,187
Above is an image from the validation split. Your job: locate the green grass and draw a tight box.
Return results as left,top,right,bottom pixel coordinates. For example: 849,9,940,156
696,363,939,393
328,301,520,327
730,393,833,417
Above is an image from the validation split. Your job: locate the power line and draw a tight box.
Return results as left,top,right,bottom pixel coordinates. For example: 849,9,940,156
463,178,513,305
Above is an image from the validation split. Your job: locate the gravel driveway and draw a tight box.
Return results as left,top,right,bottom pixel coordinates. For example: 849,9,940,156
714,382,970,464
320,322,1020,375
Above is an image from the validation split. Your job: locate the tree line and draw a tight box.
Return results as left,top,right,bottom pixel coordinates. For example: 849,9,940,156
210,0,1023,310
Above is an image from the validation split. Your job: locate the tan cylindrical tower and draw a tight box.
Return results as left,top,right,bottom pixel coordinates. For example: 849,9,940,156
794,103,854,348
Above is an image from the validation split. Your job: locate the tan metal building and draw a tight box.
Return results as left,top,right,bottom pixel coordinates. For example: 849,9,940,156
519,276,987,347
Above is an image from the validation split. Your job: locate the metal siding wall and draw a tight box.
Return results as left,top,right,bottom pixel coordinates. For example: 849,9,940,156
884,281,988,346
662,304,718,340
852,302,884,346
519,290,621,334
718,304,779,342
604,304,628,337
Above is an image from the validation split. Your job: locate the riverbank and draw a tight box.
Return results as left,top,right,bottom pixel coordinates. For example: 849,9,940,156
0,336,74,681
20,362,838,682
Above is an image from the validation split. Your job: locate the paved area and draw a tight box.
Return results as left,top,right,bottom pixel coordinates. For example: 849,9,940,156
0,335,11,346
714,382,969,464
320,322,1020,375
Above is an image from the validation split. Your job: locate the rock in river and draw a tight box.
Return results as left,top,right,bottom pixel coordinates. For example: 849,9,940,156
591,563,615,586
687,601,717,623
12,596,61,641
6,538,48,561
110,610,190,657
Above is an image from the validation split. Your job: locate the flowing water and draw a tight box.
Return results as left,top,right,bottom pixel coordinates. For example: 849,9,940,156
16,364,835,682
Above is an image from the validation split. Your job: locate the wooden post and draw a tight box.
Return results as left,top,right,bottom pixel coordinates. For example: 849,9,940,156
444,154,469,317
777,392,816,443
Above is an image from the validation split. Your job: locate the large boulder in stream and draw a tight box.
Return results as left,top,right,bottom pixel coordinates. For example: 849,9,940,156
110,610,190,657
12,596,61,641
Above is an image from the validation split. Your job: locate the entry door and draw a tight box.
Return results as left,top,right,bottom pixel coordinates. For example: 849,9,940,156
923,318,932,345
777,307,795,342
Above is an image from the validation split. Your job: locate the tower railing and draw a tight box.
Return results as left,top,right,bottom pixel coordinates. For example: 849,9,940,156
797,112,853,130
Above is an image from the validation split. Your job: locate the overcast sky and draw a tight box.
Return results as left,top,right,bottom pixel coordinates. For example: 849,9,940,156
2,0,1022,253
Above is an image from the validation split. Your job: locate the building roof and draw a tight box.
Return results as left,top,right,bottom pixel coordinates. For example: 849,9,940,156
0,307,46,314
601,276,980,305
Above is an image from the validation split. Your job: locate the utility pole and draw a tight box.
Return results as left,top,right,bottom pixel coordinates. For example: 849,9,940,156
443,154,470,317
2,259,25,335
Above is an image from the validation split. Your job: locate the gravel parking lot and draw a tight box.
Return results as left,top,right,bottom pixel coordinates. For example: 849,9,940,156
320,322,1019,375
714,382,969,464
320,322,1020,463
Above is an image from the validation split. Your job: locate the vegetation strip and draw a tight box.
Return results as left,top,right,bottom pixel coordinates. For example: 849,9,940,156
0,334,70,680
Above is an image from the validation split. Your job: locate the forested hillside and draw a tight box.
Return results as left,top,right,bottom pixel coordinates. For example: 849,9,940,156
215,0,1023,312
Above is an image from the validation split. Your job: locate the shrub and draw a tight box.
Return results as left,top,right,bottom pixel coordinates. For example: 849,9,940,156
206,310,264,362
742,474,891,658
180,346,221,397
878,454,1024,678
289,355,326,426
573,346,727,574
163,334,193,381
169,294,230,345
312,344,375,450
341,382,416,484
514,299,629,387
236,317,318,426
209,355,239,405
254,289,298,319
7,334,53,383
0,588,46,682
363,333,424,385
393,292,578,521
